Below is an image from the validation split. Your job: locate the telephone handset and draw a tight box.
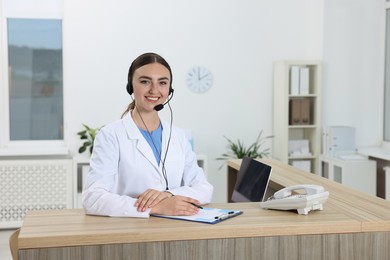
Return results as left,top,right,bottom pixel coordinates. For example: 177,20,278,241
259,184,329,215
273,184,326,199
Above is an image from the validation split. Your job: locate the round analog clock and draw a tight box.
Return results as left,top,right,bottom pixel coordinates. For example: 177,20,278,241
186,66,213,93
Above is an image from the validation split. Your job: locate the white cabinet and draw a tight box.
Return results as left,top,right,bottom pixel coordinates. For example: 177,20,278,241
358,145,390,199
319,155,377,196
273,61,322,174
73,154,207,208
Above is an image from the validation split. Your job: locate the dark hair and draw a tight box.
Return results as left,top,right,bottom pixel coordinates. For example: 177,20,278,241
122,53,173,118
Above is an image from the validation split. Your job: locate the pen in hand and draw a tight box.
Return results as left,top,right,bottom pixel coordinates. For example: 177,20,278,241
190,202,203,209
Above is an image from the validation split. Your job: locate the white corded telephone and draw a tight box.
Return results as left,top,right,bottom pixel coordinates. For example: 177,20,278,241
259,184,329,215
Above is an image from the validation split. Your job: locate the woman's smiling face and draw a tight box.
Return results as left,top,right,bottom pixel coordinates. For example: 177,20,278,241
132,63,171,112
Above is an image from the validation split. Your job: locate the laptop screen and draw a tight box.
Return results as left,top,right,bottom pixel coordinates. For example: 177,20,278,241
231,157,272,202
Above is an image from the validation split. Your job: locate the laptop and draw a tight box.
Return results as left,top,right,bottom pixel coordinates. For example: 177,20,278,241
231,157,272,202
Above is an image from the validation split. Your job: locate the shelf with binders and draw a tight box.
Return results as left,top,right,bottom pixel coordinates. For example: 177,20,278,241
288,96,317,127
273,60,322,174
289,64,320,96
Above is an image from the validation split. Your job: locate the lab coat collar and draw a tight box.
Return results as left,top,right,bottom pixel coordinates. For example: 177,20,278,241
121,112,171,173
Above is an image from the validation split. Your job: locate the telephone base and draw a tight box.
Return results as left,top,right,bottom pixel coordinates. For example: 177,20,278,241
260,191,329,215
297,202,324,215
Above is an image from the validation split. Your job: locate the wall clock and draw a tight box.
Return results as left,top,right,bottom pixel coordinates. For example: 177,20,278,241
186,66,213,93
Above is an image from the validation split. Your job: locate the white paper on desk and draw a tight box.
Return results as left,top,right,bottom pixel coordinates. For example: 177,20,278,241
151,207,243,224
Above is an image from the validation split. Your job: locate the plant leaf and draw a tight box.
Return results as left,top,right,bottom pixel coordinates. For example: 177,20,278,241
79,146,86,153
77,124,102,155
217,131,273,168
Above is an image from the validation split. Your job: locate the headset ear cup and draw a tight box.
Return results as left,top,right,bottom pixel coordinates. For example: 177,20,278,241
126,83,133,95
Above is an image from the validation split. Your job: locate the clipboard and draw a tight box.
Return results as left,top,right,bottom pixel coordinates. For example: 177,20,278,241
151,207,243,224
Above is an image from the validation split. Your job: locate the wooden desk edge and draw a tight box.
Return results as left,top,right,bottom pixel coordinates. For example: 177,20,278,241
18,206,362,249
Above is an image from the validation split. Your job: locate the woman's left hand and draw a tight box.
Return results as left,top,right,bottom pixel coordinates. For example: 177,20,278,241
135,189,172,212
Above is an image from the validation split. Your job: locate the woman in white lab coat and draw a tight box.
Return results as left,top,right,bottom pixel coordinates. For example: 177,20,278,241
82,53,213,218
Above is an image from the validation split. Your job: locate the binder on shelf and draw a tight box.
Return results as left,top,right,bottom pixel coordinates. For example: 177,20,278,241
290,66,300,95
299,67,310,95
289,99,311,125
300,98,310,124
289,99,301,125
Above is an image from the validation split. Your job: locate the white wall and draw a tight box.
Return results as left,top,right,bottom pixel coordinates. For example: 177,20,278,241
63,0,386,203
1,0,384,203
322,0,384,146
63,0,324,202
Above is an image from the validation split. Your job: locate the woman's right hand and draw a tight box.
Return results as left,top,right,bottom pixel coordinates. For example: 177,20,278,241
136,189,172,212
150,195,201,216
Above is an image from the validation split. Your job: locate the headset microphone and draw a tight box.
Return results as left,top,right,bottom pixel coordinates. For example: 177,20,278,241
154,89,174,111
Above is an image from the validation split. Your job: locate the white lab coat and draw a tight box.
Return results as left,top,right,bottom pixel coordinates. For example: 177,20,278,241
82,112,213,218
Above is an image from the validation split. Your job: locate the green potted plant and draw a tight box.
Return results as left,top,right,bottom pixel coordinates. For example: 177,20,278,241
77,124,101,154
217,130,273,168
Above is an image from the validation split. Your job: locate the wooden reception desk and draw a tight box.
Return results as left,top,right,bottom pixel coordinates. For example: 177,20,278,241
18,158,390,260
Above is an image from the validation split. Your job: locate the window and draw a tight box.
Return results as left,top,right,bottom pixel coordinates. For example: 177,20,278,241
8,18,63,141
0,0,64,155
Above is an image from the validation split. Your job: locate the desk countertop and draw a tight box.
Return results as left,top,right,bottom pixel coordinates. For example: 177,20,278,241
358,145,390,161
229,158,390,230
19,158,390,250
